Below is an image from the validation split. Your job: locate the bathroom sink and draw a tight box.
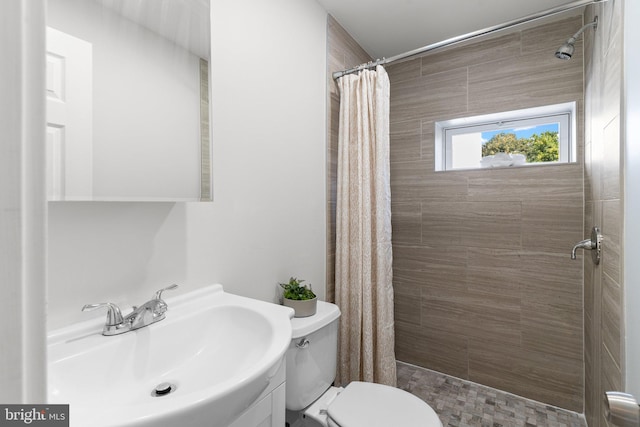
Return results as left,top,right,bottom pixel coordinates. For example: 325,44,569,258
47,284,294,427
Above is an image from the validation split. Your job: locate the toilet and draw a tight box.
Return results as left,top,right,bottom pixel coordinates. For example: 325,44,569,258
285,300,442,427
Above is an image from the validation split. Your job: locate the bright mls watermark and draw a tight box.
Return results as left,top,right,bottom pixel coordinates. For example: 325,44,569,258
0,405,68,426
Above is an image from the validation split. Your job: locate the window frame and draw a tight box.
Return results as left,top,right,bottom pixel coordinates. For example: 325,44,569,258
434,102,577,171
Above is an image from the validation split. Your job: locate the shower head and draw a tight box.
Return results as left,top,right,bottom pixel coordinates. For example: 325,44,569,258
554,16,598,60
555,38,576,60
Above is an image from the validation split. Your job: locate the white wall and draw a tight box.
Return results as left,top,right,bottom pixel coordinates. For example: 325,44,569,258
0,0,47,402
624,0,640,397
47,0,327,329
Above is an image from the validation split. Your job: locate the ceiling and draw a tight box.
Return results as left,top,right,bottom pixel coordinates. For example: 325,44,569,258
315,0,585,59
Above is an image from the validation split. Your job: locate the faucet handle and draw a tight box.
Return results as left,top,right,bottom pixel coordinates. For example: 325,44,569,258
154,284,179,300
82,302,124,326
571,226,602,264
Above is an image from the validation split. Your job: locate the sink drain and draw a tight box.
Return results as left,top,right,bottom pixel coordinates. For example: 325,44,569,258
151,382,176,397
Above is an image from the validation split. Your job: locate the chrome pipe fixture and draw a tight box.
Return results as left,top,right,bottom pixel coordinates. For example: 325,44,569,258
605,391,640,427
332,0,608,80
571,226,602,264
555,16,598,59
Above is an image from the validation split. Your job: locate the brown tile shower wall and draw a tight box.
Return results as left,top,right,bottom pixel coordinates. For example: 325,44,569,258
583,1,624,426
325,15,372,303
388,15,586,412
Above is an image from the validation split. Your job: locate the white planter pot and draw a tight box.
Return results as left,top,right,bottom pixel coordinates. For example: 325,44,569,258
283,297,317,318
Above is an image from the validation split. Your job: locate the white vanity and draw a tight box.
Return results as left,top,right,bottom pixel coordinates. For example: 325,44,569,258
48,285,293,427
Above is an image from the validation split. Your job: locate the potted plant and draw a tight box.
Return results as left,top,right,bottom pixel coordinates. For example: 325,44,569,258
279,277,317,317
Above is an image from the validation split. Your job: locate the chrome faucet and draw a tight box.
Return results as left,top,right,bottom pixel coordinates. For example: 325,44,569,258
82,284,179,336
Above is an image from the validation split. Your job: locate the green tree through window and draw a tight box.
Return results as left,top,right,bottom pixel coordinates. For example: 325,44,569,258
482,131,559,163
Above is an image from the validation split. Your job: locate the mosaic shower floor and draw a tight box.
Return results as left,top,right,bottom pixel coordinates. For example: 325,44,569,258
396,361,587,427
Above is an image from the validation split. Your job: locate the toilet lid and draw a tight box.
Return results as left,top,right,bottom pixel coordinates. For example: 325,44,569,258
327,381,441,427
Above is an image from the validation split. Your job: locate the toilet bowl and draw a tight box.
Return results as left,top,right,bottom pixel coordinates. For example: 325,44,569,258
285,301,442,427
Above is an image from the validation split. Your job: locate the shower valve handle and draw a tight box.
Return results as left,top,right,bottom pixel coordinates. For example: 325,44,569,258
571,226,602,264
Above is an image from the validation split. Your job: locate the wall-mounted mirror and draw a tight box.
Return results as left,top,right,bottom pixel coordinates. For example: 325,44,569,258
46,0,211,201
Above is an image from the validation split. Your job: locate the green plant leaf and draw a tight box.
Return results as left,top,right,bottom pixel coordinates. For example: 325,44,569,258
279,276,316,300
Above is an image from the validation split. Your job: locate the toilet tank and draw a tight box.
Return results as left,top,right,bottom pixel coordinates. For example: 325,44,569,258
285,300,341,411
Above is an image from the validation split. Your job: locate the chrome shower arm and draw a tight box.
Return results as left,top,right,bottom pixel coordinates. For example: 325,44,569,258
569,17,598,41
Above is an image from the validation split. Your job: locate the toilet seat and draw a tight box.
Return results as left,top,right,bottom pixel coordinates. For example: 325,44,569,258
326,381,442,427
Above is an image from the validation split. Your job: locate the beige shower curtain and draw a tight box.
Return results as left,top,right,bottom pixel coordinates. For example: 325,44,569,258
335,65,396,387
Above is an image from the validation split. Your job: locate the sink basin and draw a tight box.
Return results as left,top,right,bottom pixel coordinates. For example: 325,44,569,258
48,284,293,427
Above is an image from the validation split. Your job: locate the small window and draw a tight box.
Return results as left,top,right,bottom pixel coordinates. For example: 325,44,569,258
435,102,576,171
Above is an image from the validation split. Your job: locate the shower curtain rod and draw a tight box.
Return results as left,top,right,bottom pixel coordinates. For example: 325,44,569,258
332,0,606,80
